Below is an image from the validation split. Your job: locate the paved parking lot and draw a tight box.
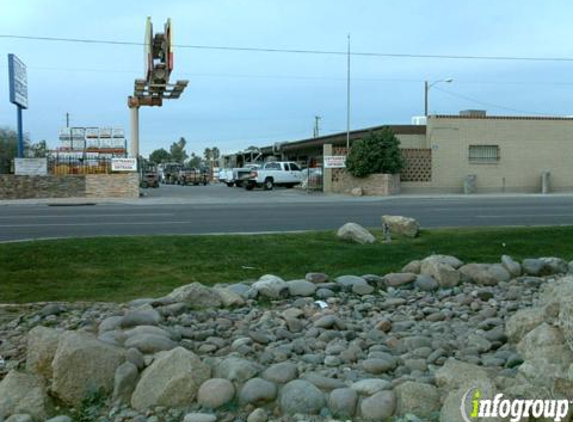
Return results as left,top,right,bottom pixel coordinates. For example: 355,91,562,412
140,182,339,204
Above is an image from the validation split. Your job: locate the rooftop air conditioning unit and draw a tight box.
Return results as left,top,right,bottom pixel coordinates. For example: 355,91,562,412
411,116,427,125
460,109,487,117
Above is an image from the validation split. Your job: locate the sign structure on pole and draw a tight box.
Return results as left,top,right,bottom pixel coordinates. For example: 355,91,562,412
144,17,153,82
324,155,347,168
8,54,28,109
111,158,138,172
14,158,47,175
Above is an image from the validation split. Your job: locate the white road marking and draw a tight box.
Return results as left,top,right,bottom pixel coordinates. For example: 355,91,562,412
0,221,197,227
0,213,175,219
477,214,573,218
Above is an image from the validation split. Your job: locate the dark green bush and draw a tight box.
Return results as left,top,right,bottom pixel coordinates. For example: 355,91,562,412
345,127,405,178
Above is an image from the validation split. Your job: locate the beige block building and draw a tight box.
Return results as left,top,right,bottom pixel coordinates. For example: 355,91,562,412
246,111,573,195
401,113,573,194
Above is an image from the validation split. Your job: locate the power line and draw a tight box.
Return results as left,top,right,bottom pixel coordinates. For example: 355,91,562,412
433,86,561,116
3,33,573,62
4,63,573,88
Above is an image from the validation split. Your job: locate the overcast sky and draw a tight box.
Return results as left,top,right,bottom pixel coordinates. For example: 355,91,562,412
1,0,573,157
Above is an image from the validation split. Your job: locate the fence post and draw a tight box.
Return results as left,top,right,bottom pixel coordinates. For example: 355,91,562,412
323,144,333,193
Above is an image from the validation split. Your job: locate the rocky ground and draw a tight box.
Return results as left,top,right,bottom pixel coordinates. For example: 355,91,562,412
1,253,573,422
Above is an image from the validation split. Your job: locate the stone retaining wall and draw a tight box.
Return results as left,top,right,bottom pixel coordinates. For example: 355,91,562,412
0,175,86,199
0,174,139,199
85,174,139,198
331,172,400,195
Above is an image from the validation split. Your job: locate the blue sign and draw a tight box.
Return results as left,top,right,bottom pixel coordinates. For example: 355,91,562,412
8,54,28,109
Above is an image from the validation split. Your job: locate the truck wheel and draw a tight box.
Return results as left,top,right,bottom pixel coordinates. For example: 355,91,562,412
244,182,254,191
235,181,243,188
226,182,234,187
263,178,274,191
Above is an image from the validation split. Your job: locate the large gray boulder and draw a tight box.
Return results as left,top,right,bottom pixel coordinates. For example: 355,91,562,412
422,254,464,269
350,378,391,396
336,222,376,244
197,378,235,409
381,215,420,238
213,287,246,307
238,378,278,406
439,378,497,422
360,390,396,421
124,333,178,354
517,323,573,366
394,381,440,419
435,358,489,390
120,308,161,328
166,283,222,309
0,371,53,421
383,272,417,287
112,361,139,404
131,347,210,410
505,307,545,343
51,331,125,406
279,380,326,415
252,275,288,299
420,259,460,287
213,357,262,384
262,362,298,384
501,254,522,277
286,280,317,297
26,326,61,380
328,388,357,418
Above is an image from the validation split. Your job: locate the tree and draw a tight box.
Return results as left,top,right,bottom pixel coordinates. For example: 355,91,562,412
28,140,48,158
188,152,202,168
149,148,171,164
211,147,220,161
203,147,212,162
170,137,188,163
345,127,405,178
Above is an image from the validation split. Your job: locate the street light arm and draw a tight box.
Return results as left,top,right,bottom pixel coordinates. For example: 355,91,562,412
427,78,454,89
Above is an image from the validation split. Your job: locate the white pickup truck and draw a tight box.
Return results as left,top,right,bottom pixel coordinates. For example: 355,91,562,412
243,161,303,190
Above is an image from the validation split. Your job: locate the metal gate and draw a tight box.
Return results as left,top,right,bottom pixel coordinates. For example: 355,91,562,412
305,158,323,192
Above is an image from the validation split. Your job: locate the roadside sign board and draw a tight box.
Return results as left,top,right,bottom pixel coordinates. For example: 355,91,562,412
324,155,346,168
8,54,28,109
14,158,47,175
111,158,138,172
144,17,153,81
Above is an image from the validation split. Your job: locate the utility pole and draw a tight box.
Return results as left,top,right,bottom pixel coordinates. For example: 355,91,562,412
346,34,351,150
313,115,321,138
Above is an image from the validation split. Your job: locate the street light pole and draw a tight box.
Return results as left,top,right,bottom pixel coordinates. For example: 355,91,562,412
424,80,429,117
424,78,453,116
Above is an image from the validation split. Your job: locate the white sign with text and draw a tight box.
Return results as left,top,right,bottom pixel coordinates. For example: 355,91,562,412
111,158,138,172
14,158,47,175
324,155,347,168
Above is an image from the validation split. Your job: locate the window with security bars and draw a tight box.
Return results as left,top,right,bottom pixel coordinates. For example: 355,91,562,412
469,145,500,163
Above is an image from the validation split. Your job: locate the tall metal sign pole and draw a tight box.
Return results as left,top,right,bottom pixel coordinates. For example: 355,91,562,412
128,18,188,161
346,34,351,150
8,54,28,158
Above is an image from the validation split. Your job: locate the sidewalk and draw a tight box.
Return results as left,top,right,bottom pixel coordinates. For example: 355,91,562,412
2,190,573,207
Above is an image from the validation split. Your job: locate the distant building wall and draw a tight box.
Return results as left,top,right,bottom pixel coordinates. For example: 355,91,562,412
423,116,573,193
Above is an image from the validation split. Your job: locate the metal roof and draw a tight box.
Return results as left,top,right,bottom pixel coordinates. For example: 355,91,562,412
261,124,426,153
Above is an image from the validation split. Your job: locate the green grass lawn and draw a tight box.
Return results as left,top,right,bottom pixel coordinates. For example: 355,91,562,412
1,226,572,304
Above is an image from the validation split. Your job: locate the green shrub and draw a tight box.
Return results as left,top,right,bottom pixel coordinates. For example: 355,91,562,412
345,127,405,178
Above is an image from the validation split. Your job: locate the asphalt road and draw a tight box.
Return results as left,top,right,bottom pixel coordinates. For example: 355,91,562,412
1,193,573,242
